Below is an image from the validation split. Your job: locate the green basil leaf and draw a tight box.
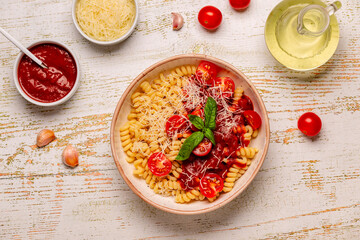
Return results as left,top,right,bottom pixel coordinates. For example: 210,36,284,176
188,114,204,130
204,97,217,130
204,128,216,146
175,132,204,161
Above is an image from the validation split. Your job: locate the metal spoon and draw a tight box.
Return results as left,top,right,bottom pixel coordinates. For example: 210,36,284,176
0,27,47,69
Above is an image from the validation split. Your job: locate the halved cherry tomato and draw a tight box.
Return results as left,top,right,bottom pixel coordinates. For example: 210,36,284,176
148,152,172,177
200,173,224,198
195,61,218,86
298,112,322,137
243,110,262,129
166,115,187,137
229,0,251,10
189,108,204,131
237,95,254,111
214,77,235,99
198,6,223,30
192,138,212,157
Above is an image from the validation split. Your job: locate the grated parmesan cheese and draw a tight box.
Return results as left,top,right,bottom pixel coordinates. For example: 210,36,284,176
76,0,136,42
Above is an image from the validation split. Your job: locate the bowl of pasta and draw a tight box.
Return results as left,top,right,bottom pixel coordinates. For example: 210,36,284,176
110,54,270,214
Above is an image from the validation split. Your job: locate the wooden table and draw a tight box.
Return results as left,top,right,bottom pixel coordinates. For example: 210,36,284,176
1,0,359,239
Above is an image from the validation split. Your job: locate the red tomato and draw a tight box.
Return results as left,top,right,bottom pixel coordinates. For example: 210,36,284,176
200,173,224,198
195,61,218,86
298,112,322,137
192,138,212,156
189,108,204,131
198,6,223,30
237,95,254,111
148,152,172,177
214,77,235,99
243,110,262,129
166,115,187,137
229,0,251,10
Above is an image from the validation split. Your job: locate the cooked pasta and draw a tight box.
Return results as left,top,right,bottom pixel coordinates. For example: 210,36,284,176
120,62,261,203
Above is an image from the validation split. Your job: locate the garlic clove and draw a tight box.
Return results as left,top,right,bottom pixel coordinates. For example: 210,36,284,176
171,12,184,31
62,145,79,168
36,129,56,148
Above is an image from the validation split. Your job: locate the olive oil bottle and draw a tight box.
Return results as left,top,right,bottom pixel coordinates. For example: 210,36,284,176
265,0,341,71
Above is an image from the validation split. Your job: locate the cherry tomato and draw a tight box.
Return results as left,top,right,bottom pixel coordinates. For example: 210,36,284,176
214,77,235,99
229,0,251,10
198,6,223,30
195,61,218,86
192,138,212,157
243,110,262,130
298,112,322,137
189,108,204,131
166,115,187,137
237,95,254,111
148,152,172,177
200,173,224,198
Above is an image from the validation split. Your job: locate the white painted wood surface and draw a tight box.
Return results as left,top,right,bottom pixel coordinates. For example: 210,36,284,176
1,0,359,239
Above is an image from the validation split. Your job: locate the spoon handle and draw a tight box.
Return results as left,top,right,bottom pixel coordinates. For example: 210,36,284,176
0,27,47,68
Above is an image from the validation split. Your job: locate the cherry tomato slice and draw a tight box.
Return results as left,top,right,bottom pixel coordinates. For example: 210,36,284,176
243,110,262,130
192,138,212,157
237,95,254,111
229,0,251,10
198,6,223,30
200,173,224,198
166,115,187,137
214,77,235,99
298,112,322,137
195,61,218,86
148,152,172,177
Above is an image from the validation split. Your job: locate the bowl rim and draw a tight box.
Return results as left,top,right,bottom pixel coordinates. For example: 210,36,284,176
13,39,81,107
71,0,139,46
110,54,270,215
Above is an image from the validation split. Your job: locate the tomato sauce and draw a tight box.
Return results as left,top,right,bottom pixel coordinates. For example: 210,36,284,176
178,140,248,191
174,62,260,193
178,95,254,191
18,43,77,103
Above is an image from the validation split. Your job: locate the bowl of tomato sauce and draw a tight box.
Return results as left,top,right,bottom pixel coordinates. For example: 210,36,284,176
13,40,80,106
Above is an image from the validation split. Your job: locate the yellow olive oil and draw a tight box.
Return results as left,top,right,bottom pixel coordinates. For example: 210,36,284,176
265,0,340,71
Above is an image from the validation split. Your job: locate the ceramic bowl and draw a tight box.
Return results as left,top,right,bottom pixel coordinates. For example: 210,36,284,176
13,39,80,107
110,54,270,215
72,0,139,45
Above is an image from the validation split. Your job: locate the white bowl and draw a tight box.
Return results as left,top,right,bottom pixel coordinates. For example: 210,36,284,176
13,40,81,107
72,0,139,46
110,54,270,215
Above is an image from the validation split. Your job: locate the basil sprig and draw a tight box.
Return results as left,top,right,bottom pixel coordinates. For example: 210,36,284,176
175,132,204,160
175,97,217,161
204,97,217,130
204,128,216,145
188,114,204,130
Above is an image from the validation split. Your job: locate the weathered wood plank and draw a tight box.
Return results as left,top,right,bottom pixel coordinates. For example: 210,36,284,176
0,0,360,239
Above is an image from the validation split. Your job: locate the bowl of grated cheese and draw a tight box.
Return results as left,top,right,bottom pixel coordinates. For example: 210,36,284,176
72,0,138,45
110,54,270,214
